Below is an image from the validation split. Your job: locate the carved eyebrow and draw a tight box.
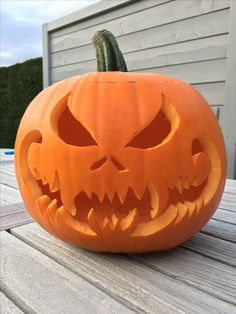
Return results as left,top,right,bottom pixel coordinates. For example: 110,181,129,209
50,92,98,147
125,94,180,149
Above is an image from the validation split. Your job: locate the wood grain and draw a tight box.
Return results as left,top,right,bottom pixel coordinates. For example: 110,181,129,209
0,231,133,314
51,21,228,68
0,292,24,314
201,219,236,243
130,246,236,305
0,172,19,189
50,3,229,53
213,208,236,224
182,232,236,267
0,210,33,231
0,184,22,204
10,223,236,314
1,203,25,217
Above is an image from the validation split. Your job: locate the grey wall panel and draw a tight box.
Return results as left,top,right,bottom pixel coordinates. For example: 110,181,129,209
50,8,229,54
51,34,228,68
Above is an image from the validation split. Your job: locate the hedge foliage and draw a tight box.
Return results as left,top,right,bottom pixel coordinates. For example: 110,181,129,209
0,57,42,148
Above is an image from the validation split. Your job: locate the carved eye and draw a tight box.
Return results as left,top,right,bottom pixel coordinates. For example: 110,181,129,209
58,105,98,147
126,109,171,149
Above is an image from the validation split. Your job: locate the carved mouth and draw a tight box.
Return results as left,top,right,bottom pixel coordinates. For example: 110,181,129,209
34,170,206,235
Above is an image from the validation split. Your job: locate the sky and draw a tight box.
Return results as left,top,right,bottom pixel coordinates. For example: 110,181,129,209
1,0,99,67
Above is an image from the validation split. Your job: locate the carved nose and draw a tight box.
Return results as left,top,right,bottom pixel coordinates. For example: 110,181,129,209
90,155,126,171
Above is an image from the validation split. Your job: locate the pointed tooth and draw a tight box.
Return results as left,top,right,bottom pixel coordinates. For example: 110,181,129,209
173,203,189,225
148,182,159,219
176,202,188,213
36,195,51,215
150,207,157,219
96,189,105,202
47,199,58,218
32,167,41,180
176,177,183,194
112,213,119,230
87,208,101,234
170,204,183,225
57,205,65,215
191,176,199,187
183,177,190,190
184,201,195,216
107,189,115,203
102,216,111,231
41,175,48,185
150,207,158,219
119,208,138,232
117,187,128,204
132,184,146,200
196,197,204,213
82,185,92,200
50,172,60,192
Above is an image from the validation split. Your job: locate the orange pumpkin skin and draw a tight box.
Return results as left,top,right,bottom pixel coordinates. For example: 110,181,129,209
15,71,226,252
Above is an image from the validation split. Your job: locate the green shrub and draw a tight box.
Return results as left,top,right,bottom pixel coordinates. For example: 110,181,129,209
0,57,42,148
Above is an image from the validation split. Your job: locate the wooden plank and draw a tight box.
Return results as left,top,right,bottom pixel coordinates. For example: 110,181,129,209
0,184,22,204
0,210,33,231
130,247,236,305
225,178,236,189
1,162,15,170
0,172,19,189
47,0,141,33
50,0,171,38
50,2,229,53
219,198,236,212
51,58,226,84
133,59,226,84
224,180,236,195
1,199,9,206
51,33,227,69
222,192,236,203
201,219,236,243
192,82,225,106
213,208,236,224
50,9,229,63
11,223,236,314
224,186,236,195
0,231,133,314
182,232,236,267
1,203,25,217
0,292,24,314
0,167,16,176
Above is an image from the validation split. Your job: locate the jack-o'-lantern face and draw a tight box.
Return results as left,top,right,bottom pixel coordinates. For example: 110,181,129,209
15,72,226,252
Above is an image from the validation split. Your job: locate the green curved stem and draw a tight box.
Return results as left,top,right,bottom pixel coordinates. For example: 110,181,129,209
92,29,128,72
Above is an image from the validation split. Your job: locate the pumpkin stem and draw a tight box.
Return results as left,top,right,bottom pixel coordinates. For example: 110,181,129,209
92,30,128,72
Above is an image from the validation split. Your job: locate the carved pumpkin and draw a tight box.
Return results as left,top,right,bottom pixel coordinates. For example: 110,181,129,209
15,30,226,252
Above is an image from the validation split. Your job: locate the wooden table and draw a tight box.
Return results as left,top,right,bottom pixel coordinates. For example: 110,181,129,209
1,149,236,313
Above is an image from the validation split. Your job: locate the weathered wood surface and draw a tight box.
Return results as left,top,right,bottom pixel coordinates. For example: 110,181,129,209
10,223,236,314
182,232,236,267
1,232,133,314
1,159,236,313
0,207,33,231
50,2,229,53
0,292,24,314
